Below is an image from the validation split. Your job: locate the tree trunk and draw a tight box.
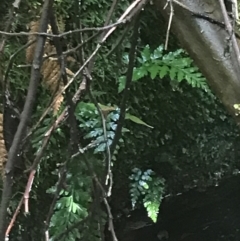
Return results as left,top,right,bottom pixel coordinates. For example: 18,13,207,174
156,0,240,124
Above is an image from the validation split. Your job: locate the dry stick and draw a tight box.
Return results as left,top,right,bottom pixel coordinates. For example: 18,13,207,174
5,196,24,237
23,125,54,214
23,169,35,213
0,0,53,240
86,0,120,198
95,0,119,49
218,0,240,66
49,10,79,153
0,20,126,38
164,0,174,50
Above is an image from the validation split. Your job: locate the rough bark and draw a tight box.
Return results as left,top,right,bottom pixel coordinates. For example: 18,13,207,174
0,0,53,239
156,0,240,124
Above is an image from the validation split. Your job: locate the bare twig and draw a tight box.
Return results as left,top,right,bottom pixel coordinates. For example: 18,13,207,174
5,196,24,237
106,23,132,58
110,15,140,156
164,0,174,50
4,40,36,89
49,9,79,153
0,20,127,38
44,162,67,231
99,0,119,43
82,156,118,241
101,0,149,42
85,0,121,196
0,0,54,239
23,170,35,213
86,82,112,195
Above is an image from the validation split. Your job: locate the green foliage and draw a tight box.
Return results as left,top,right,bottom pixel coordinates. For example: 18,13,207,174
118,45,209,92
75,102,121,155
125,113,153,129
47,154,95,240
129,168,165,222
75,102,153,155
2,0,240,240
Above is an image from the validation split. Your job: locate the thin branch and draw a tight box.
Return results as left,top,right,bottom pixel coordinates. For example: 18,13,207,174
5,196,24,237
110,15,140,154
106,23,132,58
24,78,87,173
0,20,127,38
23,169,35,213
36,0,147,112
104,0,119,26
100,0,149,42
0,8,15,94
44,9,82,236
99,0,119,44
49,9,79,153
164,0,174,50
86,81,112,195
84,0,122,190
88,0,119,70
0,0,54,239
44,162,67,231
4,40,36,89
0,9,14,53
82,156,118,241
